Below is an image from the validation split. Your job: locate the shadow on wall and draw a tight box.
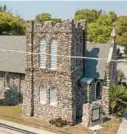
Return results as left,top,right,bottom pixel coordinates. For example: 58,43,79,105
85,48,100,79
76,48,100,124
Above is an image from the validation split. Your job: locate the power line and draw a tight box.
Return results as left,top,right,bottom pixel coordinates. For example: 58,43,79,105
0,48,127,63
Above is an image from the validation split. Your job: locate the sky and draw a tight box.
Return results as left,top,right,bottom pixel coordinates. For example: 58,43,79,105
0,1,127,20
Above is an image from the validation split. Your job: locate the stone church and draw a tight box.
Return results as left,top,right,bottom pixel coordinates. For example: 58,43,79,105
0,19,117,127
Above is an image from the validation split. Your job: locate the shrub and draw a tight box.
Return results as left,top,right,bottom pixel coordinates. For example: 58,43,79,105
109,85,127,116
49,118,70,127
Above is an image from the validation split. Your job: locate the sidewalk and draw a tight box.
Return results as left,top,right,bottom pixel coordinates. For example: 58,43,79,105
117,111,127,134
0,119,56,134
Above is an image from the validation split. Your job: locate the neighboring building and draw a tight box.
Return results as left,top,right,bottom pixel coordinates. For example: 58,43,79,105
0,20,117,127
0,36,25,99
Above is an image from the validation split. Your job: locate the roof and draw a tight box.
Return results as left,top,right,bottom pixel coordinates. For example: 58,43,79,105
0,36,26,74
85,43,112,79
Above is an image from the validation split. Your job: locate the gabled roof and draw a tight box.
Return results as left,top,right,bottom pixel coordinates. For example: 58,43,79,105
0,36,26,74
85,43,112,79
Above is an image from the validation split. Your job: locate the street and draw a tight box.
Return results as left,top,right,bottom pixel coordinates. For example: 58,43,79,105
0,121,56,134
0,125,22,134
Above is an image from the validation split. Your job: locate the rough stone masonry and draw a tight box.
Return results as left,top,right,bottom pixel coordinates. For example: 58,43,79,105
22,19,115,127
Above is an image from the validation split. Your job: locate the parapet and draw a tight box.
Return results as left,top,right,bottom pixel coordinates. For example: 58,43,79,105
26,19,74,33
26,19,86,33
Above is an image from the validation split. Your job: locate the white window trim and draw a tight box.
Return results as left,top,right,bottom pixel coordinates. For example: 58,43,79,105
50,102,58,106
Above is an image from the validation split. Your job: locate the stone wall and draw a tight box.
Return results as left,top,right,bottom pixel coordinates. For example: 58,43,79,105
71,20,86,122
23,19,86,124
102,86,109,115
81,79,110,127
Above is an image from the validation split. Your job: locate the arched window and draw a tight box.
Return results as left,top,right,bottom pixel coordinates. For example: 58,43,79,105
40,38,46,68
39,85,47,104
94,81,103,100
49,87,57,105
50,39,57,69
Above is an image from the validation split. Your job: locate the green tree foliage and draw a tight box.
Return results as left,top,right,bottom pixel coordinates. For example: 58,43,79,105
0,12,25,35
75,9,102,23
109,85,127,116
35,13,61,24
74,10,120,43
0,5,25,35
87,11,117,43
116,16,127,45
35,13,52,23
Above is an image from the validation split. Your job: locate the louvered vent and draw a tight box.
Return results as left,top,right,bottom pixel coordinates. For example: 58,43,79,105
50,40,57,69
40,39,46,68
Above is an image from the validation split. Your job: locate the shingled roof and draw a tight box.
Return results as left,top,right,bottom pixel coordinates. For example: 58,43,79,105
0,36,26,73
85,43,112,79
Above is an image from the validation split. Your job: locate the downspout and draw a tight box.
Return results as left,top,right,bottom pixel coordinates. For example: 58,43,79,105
31,20,34,116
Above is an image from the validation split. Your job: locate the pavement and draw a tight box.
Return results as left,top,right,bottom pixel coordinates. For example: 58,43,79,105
117,111,127,134
0,119,56,134
117,59,127,79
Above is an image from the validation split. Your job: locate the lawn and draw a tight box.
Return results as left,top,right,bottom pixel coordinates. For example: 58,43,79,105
0,105,121,134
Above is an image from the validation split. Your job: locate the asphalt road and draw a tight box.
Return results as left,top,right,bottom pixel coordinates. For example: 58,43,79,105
0,126,22,134
0,122,56,134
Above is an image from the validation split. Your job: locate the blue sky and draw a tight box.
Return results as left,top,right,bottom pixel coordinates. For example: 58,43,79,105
0,1,127,20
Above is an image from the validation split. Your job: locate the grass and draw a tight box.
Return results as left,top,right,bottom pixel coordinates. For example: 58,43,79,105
98,116,121,134
0,105,121,134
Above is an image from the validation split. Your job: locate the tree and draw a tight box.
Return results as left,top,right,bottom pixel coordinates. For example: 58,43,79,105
74,9,102,23
52,18,61,24
74,9,117,43
0,12,25,35
35,13,61,24
109,85,127,116
87,11,117,43
35,13,52,23
116,16,127,45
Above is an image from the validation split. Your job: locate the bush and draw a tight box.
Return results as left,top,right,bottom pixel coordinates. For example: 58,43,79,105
49,118,70,127
109,85,127,116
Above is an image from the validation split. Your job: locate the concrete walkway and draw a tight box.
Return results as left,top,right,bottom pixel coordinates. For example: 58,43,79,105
0,119,56,134
117,112,127,134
